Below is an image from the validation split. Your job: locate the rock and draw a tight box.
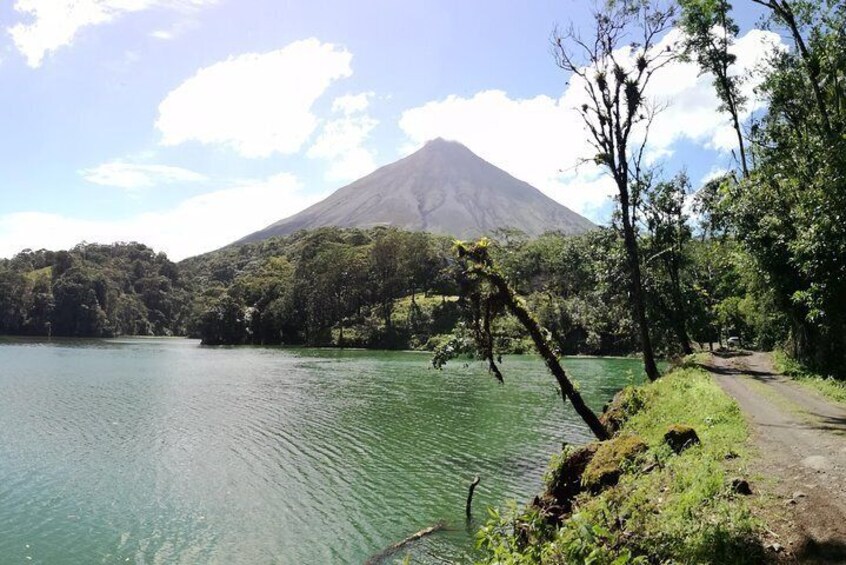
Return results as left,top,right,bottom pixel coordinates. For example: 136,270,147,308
792,491,806,499
581,434,648,492
663,424,700,454
769,542,784,553
730,478,752,495
543,443,599,514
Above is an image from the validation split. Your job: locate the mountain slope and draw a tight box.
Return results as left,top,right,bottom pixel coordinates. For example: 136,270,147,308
238,138,595,243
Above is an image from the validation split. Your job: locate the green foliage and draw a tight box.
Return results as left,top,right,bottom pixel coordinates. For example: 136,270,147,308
181,226,675,355
642,173,695,354
701,0,846,373
477,367,762,564
493,230,640,356
772,350,846,405
0,242,186,338
178,227,455,347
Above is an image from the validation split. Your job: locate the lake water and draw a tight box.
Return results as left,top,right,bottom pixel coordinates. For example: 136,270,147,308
0,337,644,564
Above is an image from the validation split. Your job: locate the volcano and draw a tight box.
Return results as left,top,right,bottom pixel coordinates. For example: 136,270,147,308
237,138,594,243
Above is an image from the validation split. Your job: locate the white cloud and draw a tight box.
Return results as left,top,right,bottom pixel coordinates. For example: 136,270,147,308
150,29,174,40
307,92,378,182
80,162,207,189
0,174,325,260
646,29,781,154
398,29,784,221
332,92,373,115
149,18,200,41
156,39,353,158
8,0,216,68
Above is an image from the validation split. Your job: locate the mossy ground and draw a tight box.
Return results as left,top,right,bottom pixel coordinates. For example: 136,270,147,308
581,434,647,490
477,365,763,564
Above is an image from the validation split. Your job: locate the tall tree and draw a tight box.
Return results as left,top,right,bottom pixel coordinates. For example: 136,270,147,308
644,173,694,354
720,0,846,369
553,0,676,380
752,0,834,136
679,0,749,176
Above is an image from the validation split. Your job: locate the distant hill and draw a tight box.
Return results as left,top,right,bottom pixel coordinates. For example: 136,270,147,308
237,138,594,244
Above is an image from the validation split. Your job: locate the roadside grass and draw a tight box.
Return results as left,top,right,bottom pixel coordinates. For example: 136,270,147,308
772,350,846,405
478,366,763,564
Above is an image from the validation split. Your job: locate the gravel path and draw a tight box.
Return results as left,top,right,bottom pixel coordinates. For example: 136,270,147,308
703,351,846,563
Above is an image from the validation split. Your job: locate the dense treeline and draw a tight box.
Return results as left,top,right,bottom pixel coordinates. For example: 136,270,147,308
0,242,187,337
180,227,460,348
182,227,627,351
0,223,771,357
182,227,640,351
179,223,767,356
679,0,846,373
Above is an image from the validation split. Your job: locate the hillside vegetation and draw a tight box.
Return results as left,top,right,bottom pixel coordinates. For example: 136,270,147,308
178,225,777,354
0,223,788,359
0,242,187,337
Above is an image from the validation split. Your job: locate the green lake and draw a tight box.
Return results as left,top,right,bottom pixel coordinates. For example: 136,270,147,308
0,337,645,564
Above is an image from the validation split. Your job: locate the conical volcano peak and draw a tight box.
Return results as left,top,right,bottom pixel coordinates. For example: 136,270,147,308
414,137,475,158
422,137,462,148
236,141,595,244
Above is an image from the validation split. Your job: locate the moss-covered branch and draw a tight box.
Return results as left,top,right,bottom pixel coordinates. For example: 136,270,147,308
454,239,610,440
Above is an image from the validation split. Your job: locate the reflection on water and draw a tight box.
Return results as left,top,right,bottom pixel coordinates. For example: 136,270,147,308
0,338,643,564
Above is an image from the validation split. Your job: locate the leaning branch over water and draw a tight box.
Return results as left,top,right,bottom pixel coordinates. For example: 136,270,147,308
451,239,610,441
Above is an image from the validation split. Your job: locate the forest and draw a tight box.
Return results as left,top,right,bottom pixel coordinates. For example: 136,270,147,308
0,220,782,359
0,242,188,338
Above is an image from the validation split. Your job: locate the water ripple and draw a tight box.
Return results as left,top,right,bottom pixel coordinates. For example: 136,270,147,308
0,339,644,564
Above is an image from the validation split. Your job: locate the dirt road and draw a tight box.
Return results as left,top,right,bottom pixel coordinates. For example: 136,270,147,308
703,352,846,563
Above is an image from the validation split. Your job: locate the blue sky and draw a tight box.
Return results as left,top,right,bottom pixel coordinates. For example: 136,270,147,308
0,0,780,259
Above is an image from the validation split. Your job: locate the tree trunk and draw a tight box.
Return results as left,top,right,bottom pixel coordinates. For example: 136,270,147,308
383,302,392,330
716,5,750,178
668,260,694,355
730,103,749,178
626,235,661,381
673,318,694,356
619,188,661,381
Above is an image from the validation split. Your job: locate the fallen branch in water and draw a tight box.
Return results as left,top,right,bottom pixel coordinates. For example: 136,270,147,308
466,475,481,519
364,522,446,564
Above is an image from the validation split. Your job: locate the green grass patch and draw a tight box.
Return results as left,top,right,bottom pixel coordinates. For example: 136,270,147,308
772,350,846,405
676,351,711,368
477,367,762,564
391,294,457,319
24,266,51,283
